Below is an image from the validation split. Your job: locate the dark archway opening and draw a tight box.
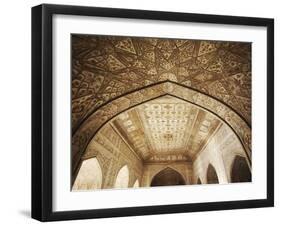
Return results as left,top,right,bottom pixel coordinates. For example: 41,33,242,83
197,178,202,184
231,155,252,183
151,167,185,187
207,164,219,184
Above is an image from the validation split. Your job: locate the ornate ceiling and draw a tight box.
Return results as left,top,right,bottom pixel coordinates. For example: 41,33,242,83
111,96,221,161
71,35,252,174
72,35,251,133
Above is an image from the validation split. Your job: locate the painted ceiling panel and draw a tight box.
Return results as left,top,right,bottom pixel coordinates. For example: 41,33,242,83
111,96,222,161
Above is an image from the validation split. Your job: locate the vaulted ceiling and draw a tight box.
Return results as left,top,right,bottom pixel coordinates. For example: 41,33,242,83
72,35,251,172
111,96,222,162
72,35,251,135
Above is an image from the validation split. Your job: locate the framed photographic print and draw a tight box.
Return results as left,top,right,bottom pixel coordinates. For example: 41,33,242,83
31,4,274,221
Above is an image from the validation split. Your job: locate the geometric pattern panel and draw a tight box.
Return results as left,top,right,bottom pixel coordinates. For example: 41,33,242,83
113,96,221,160
72,35,251,133
139,97,198,154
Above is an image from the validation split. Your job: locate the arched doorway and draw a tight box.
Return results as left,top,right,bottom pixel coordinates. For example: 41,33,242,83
72,157,103,190
151,167,185,187
197,178,202,184
114,165,129,188
231,155,252,182
206,164,219,184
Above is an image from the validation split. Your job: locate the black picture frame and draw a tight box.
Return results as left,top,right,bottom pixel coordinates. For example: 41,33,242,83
32,3,274,222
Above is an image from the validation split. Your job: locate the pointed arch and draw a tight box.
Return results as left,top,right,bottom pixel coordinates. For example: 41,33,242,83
231,155,252,183
114,165,129,189
206,164,219,184
150,167,186,187
72,81,251,181
72,157,103,190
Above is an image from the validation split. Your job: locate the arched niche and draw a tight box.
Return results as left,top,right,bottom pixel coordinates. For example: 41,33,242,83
150,167,186,187
114,165,129,189
206,164,219,184
133,179,140,188
72,157,103,190
72,81,251,179
231,155,252,183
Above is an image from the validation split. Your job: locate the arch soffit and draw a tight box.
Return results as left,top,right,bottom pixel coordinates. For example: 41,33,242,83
72,81,251,172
